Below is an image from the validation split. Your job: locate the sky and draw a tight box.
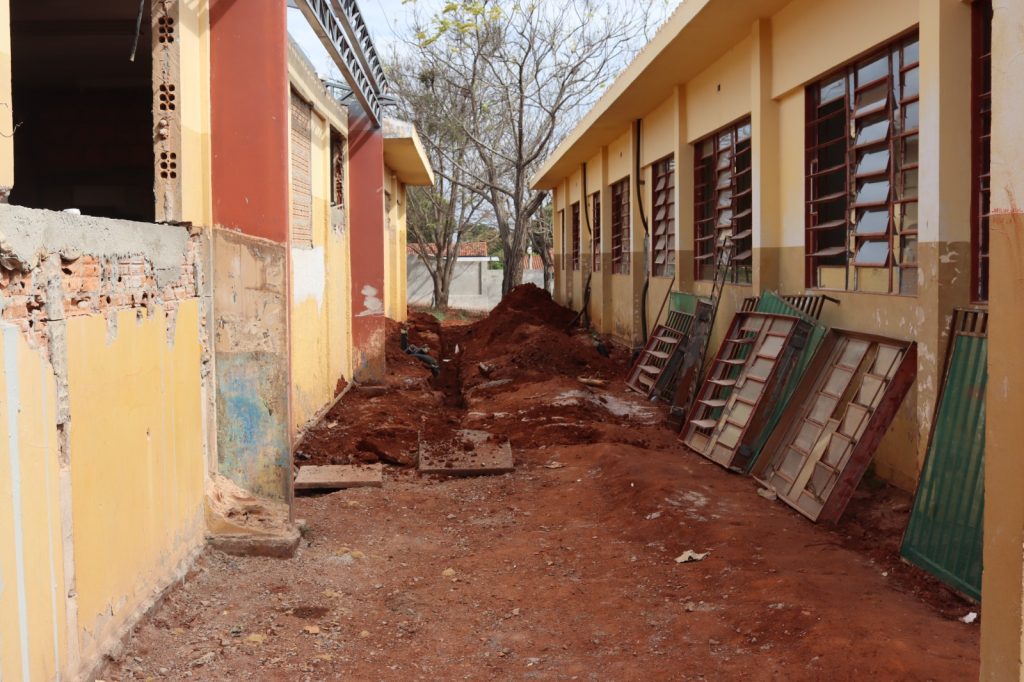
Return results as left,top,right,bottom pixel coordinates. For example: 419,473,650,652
287,0,677,80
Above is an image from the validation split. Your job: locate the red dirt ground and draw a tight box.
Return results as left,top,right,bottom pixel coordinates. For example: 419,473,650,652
101,285,979,681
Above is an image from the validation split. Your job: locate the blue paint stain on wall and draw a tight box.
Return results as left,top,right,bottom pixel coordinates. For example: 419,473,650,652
215,351,290,500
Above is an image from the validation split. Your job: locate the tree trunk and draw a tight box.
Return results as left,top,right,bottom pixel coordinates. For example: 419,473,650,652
502,255,524,296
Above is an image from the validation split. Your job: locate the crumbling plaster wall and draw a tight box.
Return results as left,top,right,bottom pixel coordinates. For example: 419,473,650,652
0,204,211,680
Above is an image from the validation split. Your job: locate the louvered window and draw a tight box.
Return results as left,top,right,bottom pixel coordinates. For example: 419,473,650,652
652,156,676,277
694,119,752,283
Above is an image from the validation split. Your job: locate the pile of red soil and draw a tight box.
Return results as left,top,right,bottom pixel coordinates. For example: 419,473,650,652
457,284,619,387
296,285,628,469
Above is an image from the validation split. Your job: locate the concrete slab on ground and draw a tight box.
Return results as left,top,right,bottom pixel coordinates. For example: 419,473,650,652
418,429,513,476
294,463,384,490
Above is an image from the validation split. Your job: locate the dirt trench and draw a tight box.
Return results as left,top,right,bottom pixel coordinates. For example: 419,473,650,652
101,286,980,681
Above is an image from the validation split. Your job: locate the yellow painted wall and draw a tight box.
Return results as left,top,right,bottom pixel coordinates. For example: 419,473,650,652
544,0,978,491
0,324,67,681
68,301,206,670
770,0,917,98
0,0,11,191
289,56,353,433
179,0,213,227
382,169,410,323
685,34,753,143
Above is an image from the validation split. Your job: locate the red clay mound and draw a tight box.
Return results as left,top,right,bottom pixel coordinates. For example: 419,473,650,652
458,284,618,387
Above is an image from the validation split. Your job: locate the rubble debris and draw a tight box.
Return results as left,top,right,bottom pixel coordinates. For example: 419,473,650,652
675,550,710,564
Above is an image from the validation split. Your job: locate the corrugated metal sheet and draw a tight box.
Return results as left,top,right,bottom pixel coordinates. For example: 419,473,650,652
741,292,830,472
901,311,988,601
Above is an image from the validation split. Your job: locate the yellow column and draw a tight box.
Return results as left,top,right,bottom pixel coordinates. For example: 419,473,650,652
750,18,780,294
981,0,1024,678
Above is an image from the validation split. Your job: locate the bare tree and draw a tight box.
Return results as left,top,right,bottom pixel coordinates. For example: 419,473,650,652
389,57,487,308
402,0,657,296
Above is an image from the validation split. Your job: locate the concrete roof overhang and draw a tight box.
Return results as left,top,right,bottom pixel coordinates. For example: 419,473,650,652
383,119,435,186
531,0,792,190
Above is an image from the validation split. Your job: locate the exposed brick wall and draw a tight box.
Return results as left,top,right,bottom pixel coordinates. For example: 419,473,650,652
290,90,314,248
0,232,203,362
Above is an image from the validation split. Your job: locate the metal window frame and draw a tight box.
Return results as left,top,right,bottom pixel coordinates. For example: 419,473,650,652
971,0,993,303
651,155,676,277
611,178,631,275
571,201,581,271
804,32,920,294
592,192,602,271
693,118,753,284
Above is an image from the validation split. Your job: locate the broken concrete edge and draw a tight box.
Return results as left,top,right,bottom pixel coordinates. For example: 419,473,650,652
0,204,191,288
205,527,302,559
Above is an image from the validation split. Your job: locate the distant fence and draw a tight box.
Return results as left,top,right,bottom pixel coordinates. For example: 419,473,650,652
407,255,547,311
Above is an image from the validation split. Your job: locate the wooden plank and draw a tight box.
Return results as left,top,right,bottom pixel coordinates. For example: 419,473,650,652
294,464,383,490
418,429,514,476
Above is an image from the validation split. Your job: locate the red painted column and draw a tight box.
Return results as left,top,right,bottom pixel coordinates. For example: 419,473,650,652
208,0,293,502
348,110,386,382
210,0,289,238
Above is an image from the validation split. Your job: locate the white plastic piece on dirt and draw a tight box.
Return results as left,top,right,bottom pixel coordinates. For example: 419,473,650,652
543,462,566,469
645,511,662,520
960,612,978,624
757,487,778,501
551,390,657,423
675,550,710,564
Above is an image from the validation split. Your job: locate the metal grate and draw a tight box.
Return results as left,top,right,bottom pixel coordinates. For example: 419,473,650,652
591,192,602,271
901,308,988,600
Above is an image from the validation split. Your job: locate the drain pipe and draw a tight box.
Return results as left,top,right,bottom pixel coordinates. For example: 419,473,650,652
634,119,651,346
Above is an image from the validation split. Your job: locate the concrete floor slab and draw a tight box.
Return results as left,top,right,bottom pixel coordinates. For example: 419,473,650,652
294,463,384,490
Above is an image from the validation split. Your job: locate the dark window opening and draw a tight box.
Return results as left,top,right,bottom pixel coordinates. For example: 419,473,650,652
611,178,631,275
651,156,676,278
591,192,601,271
559,209,566,271
805,33,919,294
330,129,346,208
9,0,156,222
972,0,993,303
571,201,581,271
694,118,752,284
